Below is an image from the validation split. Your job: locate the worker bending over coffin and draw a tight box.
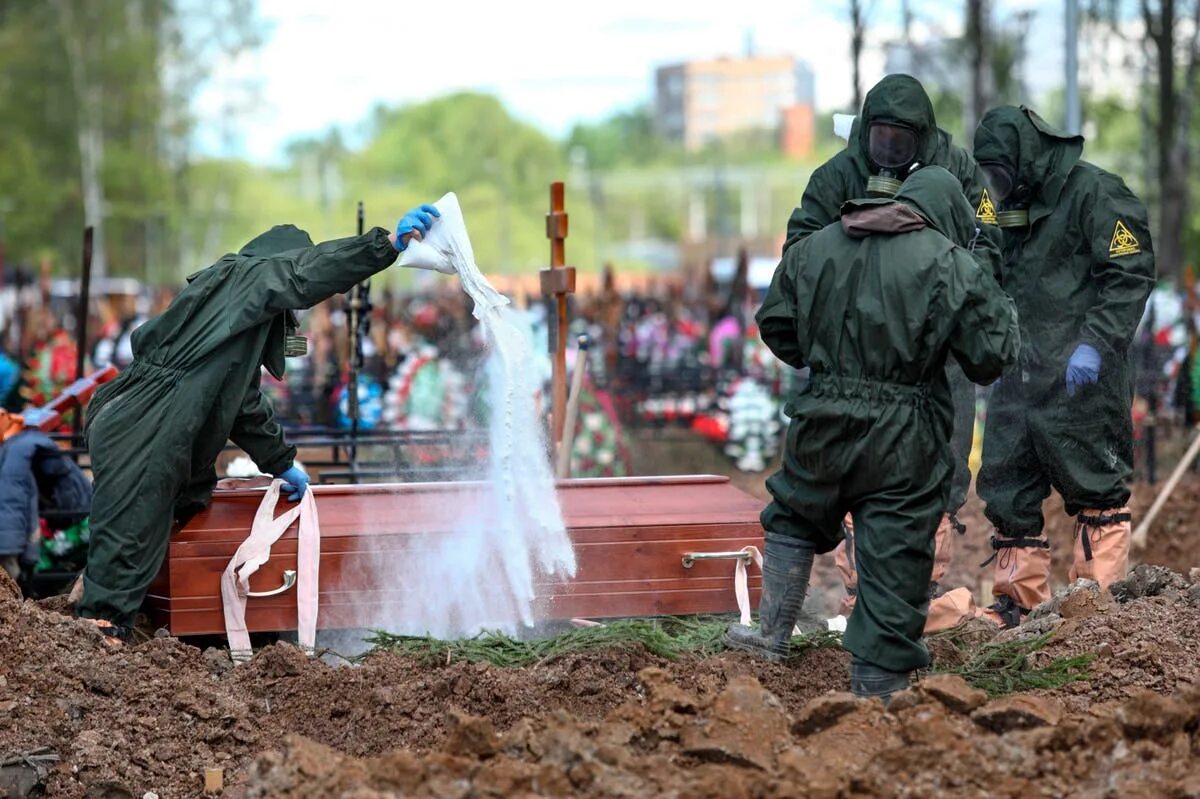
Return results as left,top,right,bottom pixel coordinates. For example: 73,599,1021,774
973,106,1154,627
785,73,1003,630
725,167,1019,702
77,204,442,644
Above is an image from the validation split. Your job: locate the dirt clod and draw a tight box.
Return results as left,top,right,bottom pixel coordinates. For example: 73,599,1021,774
1110,564,1191,602
971,694,1064,732
790,692,861,735
679,676,787,769
1114,689,1193,740
918,674,988,714
444,710,499,760
1058,583,1115,618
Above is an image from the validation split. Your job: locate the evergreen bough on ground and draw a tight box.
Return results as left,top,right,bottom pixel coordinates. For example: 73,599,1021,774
928,629,1094,696
368,617,842,667
370,616,1091,699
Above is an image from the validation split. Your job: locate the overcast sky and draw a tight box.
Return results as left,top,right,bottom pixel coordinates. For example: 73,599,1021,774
193,0,1064,164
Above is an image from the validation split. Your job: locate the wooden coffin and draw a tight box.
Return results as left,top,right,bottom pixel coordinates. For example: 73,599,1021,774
146,475,764,636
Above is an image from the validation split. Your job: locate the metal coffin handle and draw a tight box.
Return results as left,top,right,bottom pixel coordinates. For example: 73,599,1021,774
246,569,297,597
681,551,752,569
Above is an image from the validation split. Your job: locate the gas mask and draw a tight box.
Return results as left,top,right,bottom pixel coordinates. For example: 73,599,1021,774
284,310,308,358
979,161,1032,228
866,121,921,197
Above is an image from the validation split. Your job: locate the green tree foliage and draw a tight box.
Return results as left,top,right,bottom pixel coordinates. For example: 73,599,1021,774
0,1,87,266
353,94,563,206
189,92,598,282
565,105,682,171
346,91,594,276
0,1,813,285
0,0,261,282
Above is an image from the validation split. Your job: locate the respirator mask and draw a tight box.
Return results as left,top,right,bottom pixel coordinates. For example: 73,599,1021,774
866,121,921,197
284,310,308,358
979,161,1032,228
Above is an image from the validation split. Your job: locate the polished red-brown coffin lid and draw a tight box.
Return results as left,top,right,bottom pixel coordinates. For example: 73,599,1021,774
146,475,765,636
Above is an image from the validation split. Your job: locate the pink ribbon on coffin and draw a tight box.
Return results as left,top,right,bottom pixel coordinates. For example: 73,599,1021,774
733,545,808,636
734,545,763,627
221,479,320,662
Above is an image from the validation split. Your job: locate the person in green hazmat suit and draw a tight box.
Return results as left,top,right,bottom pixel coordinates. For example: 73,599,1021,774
972,106,1154,627
785,73,1002,630
725,166,1019,700
76,204,442,643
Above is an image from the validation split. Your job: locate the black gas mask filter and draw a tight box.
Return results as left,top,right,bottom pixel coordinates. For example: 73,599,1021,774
284,310,308,358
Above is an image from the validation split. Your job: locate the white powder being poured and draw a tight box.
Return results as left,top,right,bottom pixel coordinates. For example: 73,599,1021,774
379,192,576,636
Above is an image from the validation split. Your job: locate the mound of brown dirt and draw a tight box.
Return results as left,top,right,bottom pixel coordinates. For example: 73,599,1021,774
3,563,1199,798
0,575,845,799
1029,567,1200,711
237,671,1200,799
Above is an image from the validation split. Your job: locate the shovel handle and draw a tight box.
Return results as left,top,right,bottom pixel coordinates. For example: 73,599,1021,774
556,336,590,479
1132,426,1200,548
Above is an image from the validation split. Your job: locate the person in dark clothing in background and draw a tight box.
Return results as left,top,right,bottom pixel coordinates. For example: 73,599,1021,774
0,409,92,582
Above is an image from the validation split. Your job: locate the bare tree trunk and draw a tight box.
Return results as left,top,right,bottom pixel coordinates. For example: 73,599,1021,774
850,0,866,111
1165,0,1200,281
965,0,993,145
53,0,107,280
1140,36,1155,204
1144,0,1184,280
902,0,916,73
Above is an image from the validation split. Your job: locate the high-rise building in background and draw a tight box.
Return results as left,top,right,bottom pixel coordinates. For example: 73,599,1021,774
654,56,816,158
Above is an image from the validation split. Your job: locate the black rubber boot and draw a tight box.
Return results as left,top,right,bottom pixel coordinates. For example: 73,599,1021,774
723,532,815,661
849,655,911,704
985,595,1028,629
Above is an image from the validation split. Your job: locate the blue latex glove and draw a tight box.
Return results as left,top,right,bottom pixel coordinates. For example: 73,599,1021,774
276,465,310,502
1065,343,1102,397
394,204,441,252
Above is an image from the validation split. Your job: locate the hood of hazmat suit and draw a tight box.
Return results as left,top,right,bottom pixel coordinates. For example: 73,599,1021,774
785,75,1000,263
973,106,1083,227
233,225,317,379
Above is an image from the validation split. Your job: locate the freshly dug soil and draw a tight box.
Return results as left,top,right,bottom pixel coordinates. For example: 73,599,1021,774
3,564,1199,798
238,670,1200,799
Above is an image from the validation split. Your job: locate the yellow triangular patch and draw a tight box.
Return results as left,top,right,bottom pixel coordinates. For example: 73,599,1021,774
1109,220,1140,257
976,189,997,225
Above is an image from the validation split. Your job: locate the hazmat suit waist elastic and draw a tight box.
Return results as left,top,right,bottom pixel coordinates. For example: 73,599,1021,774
805,372,931,403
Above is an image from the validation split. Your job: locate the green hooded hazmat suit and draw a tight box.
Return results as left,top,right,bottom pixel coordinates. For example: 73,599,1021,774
78,225,400,627
756,166,1019,672
785,74,1000,521
973,107,1154,622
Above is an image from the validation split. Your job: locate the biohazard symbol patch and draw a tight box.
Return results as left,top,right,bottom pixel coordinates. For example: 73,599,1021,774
976,189,998,225
1109,220,1141,257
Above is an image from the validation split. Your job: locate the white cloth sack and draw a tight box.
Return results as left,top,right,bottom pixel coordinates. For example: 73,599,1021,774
398,192,509,316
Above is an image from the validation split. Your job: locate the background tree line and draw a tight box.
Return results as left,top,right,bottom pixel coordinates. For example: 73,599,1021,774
1,0,1198,285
